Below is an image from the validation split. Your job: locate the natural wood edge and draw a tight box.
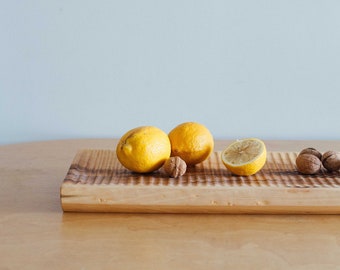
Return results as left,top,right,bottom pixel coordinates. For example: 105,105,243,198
61,204,340,214
60,183,340,214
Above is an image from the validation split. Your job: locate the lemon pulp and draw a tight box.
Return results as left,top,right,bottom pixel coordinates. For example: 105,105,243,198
221,138,266,176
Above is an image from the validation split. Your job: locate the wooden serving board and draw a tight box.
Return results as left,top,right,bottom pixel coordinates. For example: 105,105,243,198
60,149,340,214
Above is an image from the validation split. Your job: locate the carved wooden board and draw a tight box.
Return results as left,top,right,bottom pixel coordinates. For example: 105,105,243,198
60,149,340,214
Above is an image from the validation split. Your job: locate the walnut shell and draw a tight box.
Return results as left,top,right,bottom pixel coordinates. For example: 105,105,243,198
296,153,322,174
299,148,322,160
162,156,187,178
321,151,340,172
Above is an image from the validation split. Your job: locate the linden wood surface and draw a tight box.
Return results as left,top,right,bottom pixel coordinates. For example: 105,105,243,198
2,139,340,269
61,150,340,214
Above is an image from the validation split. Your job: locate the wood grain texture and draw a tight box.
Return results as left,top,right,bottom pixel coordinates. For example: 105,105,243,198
61,149,340,214
3,139,340,269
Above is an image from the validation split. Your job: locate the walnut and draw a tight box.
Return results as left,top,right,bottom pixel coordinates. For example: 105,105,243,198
162,156,187,178
321,151,340,172
296,153,322,174
299,148,322,160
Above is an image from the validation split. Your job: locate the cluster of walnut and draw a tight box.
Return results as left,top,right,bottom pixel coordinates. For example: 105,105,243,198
162,156,187,178
296,148,340,174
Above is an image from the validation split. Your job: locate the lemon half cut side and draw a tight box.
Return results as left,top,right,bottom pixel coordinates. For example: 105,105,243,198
221,138,267,176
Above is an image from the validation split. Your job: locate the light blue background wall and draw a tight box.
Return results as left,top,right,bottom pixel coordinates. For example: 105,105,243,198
1,1,340,145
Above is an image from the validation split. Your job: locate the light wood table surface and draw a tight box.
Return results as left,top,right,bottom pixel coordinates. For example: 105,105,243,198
1,139,340,269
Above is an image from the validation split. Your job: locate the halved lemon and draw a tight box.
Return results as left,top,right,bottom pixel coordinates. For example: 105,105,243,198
221,138,267,176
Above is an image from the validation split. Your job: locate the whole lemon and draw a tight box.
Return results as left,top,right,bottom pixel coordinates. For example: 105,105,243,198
168,122,214,166
116,126,171,173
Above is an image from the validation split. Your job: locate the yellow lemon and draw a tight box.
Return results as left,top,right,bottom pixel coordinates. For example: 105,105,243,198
221,138,267,176
168,122,214,166
116,126,171,173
